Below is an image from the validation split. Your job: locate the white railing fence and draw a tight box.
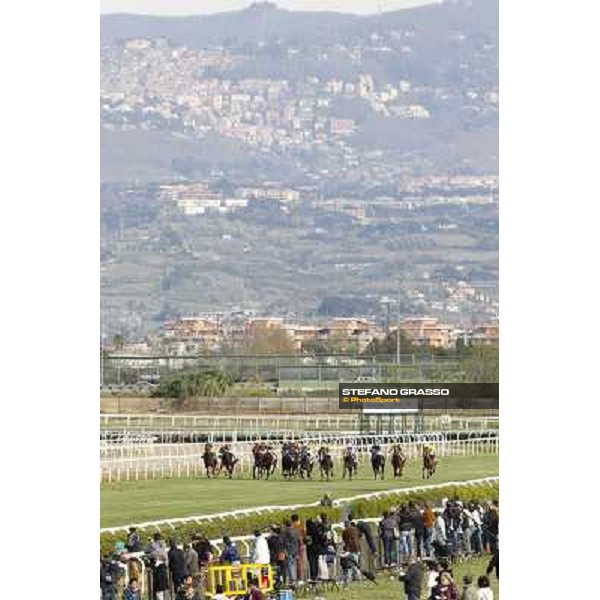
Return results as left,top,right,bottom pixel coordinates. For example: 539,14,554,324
100,476,499,535
100,434,499,482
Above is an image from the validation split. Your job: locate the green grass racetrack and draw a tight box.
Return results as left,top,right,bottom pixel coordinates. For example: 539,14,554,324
101,454,498,528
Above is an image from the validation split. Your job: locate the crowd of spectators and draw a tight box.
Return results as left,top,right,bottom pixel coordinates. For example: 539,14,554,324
100,499,498,599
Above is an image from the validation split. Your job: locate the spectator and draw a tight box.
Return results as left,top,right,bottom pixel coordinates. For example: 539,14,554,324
400,556,424,600
460,575,478,600
123,578,141,600
192,533,214,567
433,511,448,560
482,502,499,554
423,503,436,558
426,561,440,598
126,528,141,553
252,530,270,565
439,559,453,579
486,542,499,579
175,574,201,600
101,554,121,600
488,501,499,554
220,536,240,565
304,519,320,581
412,503,425,559
477,575,493,600
127,559,141,588
461,504,474,555
268,526,287,585
398,504,415,562
342,520,361,555
379,510,397,567
443,502,462,559
318,514,334,580
212,583,228,600
184,543,199,584
150,533,168,566
245,577,264,600
431,571,458,600
354,516,377,554
168,539,188,589
341,520,362,583
151,556,169,600
339,551,360,585
281,519,299,584
468,503,483,556
320,494,333,507
291,514,306,584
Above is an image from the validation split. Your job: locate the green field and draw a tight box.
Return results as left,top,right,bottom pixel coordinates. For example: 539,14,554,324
101,454,498,527
321,555,499,599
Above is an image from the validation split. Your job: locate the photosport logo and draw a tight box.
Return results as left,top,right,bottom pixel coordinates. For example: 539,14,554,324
338,383,499,410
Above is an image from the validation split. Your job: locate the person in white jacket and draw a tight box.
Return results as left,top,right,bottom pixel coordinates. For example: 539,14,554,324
476,575,494,600
434,511,447,545
252,530,271,565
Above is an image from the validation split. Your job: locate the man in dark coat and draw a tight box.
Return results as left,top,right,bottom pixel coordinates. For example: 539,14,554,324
400,557,424,600
192,534,214,567
411,503,425,559
378,511,397,567
281,520,299,584
100,555,121,600
486,543,499,579
168,539,188,589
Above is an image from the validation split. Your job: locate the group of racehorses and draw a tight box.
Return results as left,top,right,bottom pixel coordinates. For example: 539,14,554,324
202,441,438,481
201,443,238,479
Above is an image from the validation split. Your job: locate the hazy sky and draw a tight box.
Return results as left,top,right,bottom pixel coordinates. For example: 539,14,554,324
100,0,438,16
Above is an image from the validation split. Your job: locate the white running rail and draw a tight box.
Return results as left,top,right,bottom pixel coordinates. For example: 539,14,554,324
100,476,499,534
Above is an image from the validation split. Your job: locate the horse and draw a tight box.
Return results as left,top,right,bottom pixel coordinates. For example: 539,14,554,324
282,447,298,479
219,447,238,479
202,445,218,478
298,451,314,479
252,443,275,480
252,443,263,480
422,452,437,479
391,446,407,478
260,448,277,479
342,452,358,480
371,452,385,480
318,450,334,481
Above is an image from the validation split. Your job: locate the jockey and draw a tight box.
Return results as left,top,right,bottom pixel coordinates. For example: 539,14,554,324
220,444,232,457
371,443,383,458
344,443,357,459
319,444,329,459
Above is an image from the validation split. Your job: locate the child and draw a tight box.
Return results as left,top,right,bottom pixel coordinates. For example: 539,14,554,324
477,575,494,600
460,575,478,600
426,561,440,598
123,578,141,600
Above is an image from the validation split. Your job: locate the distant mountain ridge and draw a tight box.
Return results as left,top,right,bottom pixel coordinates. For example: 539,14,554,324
101,0,498,49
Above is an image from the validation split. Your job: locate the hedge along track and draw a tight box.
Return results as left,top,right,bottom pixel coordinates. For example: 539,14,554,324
101,476,499,535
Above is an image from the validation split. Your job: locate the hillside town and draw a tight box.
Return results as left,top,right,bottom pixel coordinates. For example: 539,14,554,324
101,37,497,153
104,314,499,356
